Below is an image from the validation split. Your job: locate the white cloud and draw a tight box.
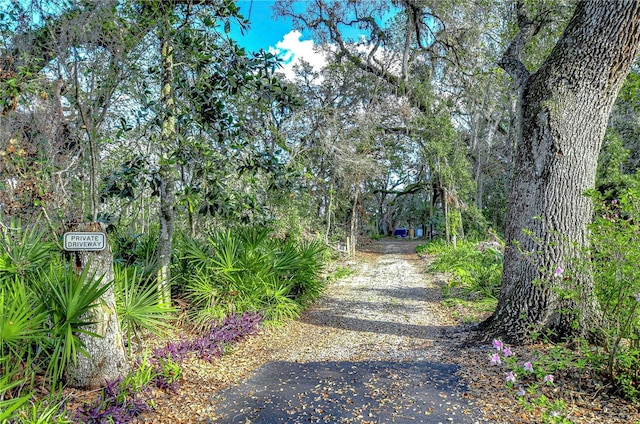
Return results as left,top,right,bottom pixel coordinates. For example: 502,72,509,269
269,30,327,81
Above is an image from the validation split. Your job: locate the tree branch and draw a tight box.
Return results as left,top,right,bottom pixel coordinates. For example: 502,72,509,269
498,1,546,88
373,181,429,196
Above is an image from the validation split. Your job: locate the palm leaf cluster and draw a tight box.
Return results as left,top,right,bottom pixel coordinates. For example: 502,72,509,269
177,226,326,329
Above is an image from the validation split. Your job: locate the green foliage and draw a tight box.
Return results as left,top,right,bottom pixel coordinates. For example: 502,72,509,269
440,297,497,324
412,108,476,242
418,239,503,300
124,353,157,393
330,265,356,281
0,221,52,422
0,221,80,422
155,355,182,388
111,229,159,272
0,276,47,361
12,398,72,424
610,348,640,402
461,205,489,240
177,227,326,329
113,265,177,355
0,218,55,277
491,340,581,423
587,179,640,401
41,265,112,388
0,221,54,405
597,130,631,186
0,371,32,423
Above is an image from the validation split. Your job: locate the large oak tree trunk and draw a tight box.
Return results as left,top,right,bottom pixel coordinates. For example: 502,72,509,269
483,1,640,343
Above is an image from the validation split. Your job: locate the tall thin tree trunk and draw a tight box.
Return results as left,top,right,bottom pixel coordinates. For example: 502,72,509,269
325,184,333,244
157,25,175,305
350,185,359,256
443,187,450,243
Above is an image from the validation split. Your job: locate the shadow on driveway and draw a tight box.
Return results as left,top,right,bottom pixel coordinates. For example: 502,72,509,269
209,359,478,423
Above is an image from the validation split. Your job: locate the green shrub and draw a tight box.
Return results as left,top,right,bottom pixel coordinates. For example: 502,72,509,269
177,227,326,329
0,276,48,366
0,371,32,422
418,239,502,300
41,265,112,388
111,228,158,272
0,220,55,404
587,182,640,401
12,397,72,424
114,265,177,355
0,218,56,276
0,220,73,421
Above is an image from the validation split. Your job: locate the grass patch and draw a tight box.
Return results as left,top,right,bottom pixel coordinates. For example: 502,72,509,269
419,239,501,324
419,239,502,300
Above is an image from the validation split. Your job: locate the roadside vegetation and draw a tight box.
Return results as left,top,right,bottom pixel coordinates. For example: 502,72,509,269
0,224,327,423
417,238,501,324
2,0,640,422
417,172,640,420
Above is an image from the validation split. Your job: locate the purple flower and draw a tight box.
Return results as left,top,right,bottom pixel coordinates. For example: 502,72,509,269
490,353,502,365
544,374,555,384
635,293,640,302
505,371,516,383
503,347,514,357
492,339,504,351
516,386,526,397
523,361,533,372
554,267,564,277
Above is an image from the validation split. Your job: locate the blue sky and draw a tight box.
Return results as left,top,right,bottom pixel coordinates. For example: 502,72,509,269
231,1,327,80
229,1,399,80
231,1,305,52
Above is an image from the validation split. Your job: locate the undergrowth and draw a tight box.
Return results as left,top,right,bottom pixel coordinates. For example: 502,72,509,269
74,312,262,423
1,221,325,423
153,311,262,363
175,227,327,329
417,239,503,302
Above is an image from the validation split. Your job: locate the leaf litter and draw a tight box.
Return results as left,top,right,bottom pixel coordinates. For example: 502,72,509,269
129,239,640,423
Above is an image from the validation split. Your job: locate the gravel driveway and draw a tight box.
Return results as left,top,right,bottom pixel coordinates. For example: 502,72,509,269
208,239,480,423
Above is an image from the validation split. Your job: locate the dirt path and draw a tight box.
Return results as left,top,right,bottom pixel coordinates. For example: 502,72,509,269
112,239,640,423
206,239,480,423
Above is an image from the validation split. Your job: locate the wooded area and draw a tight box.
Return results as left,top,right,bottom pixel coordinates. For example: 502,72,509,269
2,0,640,422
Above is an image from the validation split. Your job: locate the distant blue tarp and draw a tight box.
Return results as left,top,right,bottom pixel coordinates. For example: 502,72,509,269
393,228,409,238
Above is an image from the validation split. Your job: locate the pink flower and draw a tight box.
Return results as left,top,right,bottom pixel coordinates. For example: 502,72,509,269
492,339,503,351
544,374,554,384
523,361,533,372
554,267,564,277
505,371,516,383
490,353,502,365
503,347,514,357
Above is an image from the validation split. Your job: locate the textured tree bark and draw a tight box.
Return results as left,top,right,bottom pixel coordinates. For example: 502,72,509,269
66,222,129,389
483,1,640,343
157,20,176,306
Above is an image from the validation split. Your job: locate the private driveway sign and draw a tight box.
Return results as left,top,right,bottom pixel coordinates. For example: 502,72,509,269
63,232,106,251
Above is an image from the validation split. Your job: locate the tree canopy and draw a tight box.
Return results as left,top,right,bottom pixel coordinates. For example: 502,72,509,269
2,0,640,345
